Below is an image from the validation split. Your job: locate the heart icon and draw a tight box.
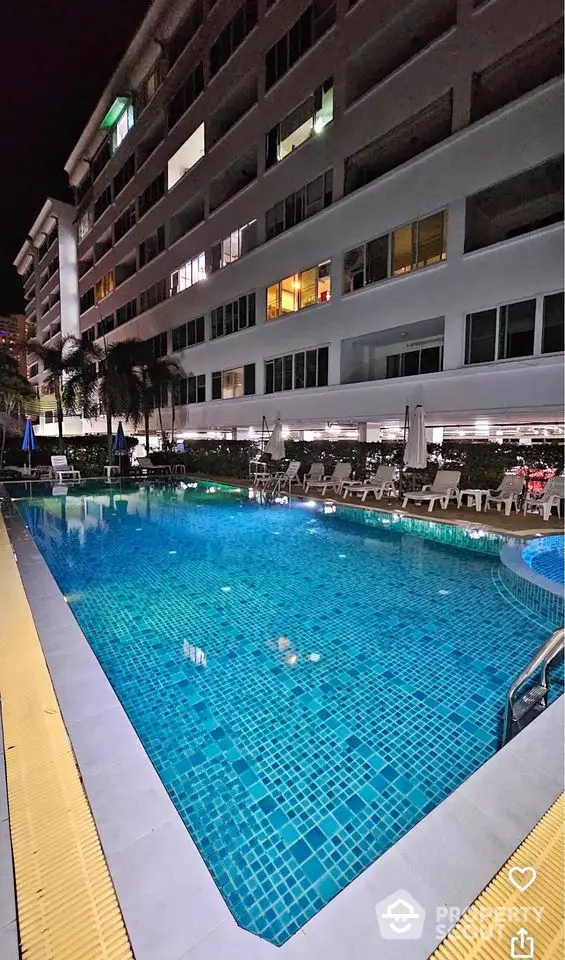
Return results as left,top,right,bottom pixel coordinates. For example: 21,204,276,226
508,867,537,892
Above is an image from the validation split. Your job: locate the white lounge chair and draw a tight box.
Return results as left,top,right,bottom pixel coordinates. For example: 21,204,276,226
51,455,81,483
522,476,564,521
302,463,325,488
265,460,301,491
136,456,172,475
484,474,524,517
402,470,461,513
342,465,397,502
304,462,352,496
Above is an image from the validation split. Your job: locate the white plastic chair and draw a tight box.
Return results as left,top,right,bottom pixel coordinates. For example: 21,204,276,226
302,463,325,488
402,470,461,513
51,455,81,483
265,461,301,491
304,462,352,496
485,475,524,517
342,465,397,502
522,476,564,521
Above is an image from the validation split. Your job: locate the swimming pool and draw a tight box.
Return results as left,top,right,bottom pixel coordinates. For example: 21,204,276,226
522,535,565,586
12,480,564,945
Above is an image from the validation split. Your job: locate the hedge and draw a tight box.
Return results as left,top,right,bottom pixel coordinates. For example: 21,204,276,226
1,434,138,477
158,439,564,490
2,435,563,487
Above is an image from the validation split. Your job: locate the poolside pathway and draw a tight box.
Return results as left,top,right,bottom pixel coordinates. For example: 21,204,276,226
0,514,133,960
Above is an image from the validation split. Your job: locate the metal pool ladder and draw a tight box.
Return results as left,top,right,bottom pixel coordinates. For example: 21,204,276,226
500,626,564,746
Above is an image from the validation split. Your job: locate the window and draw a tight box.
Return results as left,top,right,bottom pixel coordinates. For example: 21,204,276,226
210,0,258,77
167,124,205,189
266,171,333,241
265,346,329,393
174,373,206,405
211,221,257,271
139,226,165,267
29,362,39,379
80,287,95,314
343,212,447,293
267,261,331,319
97,314,115,338
386,346,443,378
78,208,93,241
92,140,111,181
211,292,256,339
168,0,203,66
116,298,137,327
137,63,162,113
82,326,95,345
148,332,167,359
170,252,206,295
113,154,136,196
211,364,255,399
114,203,136,242
167,62,205,128
76,172,92,205
139,279,167,312
110,101,135,153
171,316,205,351
266,79,333,168
44,411,55,425
138,172,165,218
542,293,564,354
265,1,336,89
465,299,536,364
95,271,115,302
94,184,112,222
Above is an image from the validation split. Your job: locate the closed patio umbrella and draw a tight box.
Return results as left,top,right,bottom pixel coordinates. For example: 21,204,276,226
21,417,38,474
112,422,129,475
403,405,428,470
264,418,285,461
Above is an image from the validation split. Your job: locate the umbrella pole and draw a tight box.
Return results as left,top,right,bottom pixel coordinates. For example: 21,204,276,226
399,404,410,499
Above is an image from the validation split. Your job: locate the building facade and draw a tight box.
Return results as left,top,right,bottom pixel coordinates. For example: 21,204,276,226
17,0,565,441
0,314,30,375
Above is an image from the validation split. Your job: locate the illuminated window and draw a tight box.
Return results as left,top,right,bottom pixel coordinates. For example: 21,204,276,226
343,211,447,292
211,364,256,399
167,124,205,189
211,221,257,271
266,80,333,168
95,271,115,302
267,261,331,320
111,102,135,152
170,252,206,296
78,208,93,241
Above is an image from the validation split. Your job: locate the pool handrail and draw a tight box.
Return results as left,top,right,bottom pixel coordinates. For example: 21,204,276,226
501,626,564,746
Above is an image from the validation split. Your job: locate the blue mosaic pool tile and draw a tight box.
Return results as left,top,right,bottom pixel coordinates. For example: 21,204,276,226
11,479,564,946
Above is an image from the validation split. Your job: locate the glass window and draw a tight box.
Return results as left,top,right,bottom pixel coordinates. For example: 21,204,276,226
95,271,115,302
420,346,442,374
167,124,205,189
78,208,93,241
417,212,446,267
170,252,206,295
498,299,535,360
542,292,564,354
221,367,244,398
294,352,305,388
365,235,389,285
267,283,281,320
300,267,317,308
386,354,401,379
392,224,414,275
112,103,135,152
343,246,365,293
465,309,497,364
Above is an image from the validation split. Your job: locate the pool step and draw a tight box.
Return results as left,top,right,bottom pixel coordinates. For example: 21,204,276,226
512,684,547,723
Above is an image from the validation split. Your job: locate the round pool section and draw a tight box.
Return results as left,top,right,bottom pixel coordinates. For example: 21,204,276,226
523,535,564,587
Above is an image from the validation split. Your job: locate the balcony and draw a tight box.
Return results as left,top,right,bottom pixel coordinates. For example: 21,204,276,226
340,317,445,384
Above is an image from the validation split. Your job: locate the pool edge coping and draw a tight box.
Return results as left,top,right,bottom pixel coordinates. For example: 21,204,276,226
1,488,563,960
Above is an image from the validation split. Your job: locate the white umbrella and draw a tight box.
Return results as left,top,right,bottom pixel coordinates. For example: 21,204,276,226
264,418,285,461
403,405,428,469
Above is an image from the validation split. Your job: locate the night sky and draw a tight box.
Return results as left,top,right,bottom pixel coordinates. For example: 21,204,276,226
0,0,152,315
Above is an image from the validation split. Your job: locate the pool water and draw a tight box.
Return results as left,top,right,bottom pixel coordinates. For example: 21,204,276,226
13,480,564,945
522,535,565,586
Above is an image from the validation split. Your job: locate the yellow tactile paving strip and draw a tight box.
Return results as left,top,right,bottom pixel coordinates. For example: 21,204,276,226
0,515,133,960
431,794,564,959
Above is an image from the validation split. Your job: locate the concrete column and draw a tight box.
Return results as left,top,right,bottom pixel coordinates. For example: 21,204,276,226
230,427,237,440
366,424,381,442
358,421,367,442
443,310,466,370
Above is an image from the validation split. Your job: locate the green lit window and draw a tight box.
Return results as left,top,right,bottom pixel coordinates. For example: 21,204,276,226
101,97,135,153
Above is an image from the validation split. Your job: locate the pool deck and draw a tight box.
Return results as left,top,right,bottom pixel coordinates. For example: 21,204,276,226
1,488,563,959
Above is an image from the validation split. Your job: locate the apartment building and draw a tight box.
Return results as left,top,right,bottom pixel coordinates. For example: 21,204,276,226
16,0,565,441
13,198,82,427
0,314,31,375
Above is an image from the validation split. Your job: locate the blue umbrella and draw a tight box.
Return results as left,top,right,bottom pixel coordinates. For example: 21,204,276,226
22,417,38,473
112,422,127,453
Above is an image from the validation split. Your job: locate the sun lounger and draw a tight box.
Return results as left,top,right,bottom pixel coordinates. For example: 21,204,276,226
484,475,524,517
522,476,563,521
304,462,352,496
136,456,172,476
402,470,461,513
51,455,81,483
342,466,397,502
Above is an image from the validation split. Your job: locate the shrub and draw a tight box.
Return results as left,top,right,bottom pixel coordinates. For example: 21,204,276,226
2,434,138,476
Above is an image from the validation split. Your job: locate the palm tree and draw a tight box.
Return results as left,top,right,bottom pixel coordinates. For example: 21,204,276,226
27,337,95,453
97,339,144,464
0,351,35,467
142,352,182,450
